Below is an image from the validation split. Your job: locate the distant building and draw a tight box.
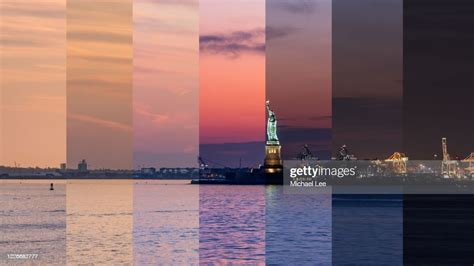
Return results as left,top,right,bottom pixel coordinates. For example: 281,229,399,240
78,160,88,172
141,167,156,176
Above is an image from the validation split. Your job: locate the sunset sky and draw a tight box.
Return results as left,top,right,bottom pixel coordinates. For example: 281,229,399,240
1,0,330,168
1,0,419,168
200,0,265,144
133,0,198,168
1,0,328,168
199,0,266,167
1,0,66,168
67,0,133,170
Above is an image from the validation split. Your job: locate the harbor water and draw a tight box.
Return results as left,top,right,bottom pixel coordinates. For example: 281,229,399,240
1,180,403,265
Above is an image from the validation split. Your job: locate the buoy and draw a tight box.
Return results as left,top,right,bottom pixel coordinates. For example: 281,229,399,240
50,183,54,191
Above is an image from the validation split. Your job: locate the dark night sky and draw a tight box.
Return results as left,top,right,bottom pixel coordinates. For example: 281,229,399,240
332,0,473,160
403,0,474,159
332,0,403,159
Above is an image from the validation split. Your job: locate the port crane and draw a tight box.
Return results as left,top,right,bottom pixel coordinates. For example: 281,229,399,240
462,152,474,175
441,137,459,178
198,156,209,171
385,152,408,174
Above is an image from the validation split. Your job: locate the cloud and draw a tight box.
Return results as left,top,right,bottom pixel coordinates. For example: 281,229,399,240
67,79,130,90
67,30,131,44
200,28,265,57
1,4,65,19
69,55,131,65
266,26,298,40
0,38,41,47
272,0,317,14
68,114,132,132
134,105,169,125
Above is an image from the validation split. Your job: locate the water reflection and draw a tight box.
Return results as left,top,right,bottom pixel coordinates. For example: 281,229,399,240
66,180,133,264
199,185,265,265
266,186,332,265
134,180,198,265
0,180,66,264
332,195,403,265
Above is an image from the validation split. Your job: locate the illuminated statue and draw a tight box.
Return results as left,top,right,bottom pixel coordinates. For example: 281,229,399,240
266,100,278,142
264,100,282,176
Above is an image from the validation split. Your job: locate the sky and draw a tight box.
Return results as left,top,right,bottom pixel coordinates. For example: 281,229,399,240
133,0,199,168
67,0,133,170
332,0,403,99
1,0,66,168
402,0,474,160
266,0,332,160
332,0,403,159
2,0,468,168
0,0,328,168
199,0,265,167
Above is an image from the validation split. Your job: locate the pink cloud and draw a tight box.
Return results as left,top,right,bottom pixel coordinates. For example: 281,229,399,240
134,104,170,125
68,114,132,132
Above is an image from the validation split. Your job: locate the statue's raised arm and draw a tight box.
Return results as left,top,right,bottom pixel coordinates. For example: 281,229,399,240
266,100,278,142
266,100,275,119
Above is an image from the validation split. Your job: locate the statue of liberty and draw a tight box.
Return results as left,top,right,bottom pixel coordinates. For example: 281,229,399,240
266,100,279,142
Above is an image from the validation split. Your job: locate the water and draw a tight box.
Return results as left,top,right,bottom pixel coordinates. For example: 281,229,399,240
134,180,199,265
404,194,474,265
332,195,403,266
266,186,332,265
0,180,66,265
1,180,404,265
199,185,266,265
66,180,133,264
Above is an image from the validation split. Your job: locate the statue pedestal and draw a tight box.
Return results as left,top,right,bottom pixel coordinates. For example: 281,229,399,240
264,141,283,174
